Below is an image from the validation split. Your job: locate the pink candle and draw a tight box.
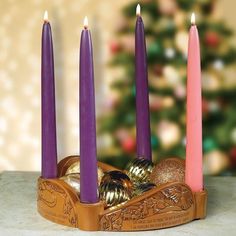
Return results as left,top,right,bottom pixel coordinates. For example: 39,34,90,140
185,13,203,192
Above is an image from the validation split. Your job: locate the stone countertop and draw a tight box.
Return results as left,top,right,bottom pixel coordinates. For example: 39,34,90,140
0,171,235,236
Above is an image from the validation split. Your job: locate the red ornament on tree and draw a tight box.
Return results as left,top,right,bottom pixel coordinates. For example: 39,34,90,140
121,137,136,153
109,40,122,54
204,31,220,47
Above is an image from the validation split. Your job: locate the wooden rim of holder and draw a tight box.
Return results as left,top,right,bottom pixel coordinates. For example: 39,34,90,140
37,155,207,231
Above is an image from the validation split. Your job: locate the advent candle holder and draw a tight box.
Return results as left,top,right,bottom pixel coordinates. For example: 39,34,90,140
37,155,207,231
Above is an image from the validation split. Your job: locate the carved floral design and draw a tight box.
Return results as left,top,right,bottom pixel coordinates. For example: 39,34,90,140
37,179,78,227
100,184,193,231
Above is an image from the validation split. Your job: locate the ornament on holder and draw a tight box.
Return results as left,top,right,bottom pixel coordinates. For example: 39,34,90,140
126,158,154,184
100,170,133,193
99,180,131,208
133,182,156,196
150,158,185,186
60,174,80,194
65,161,104,184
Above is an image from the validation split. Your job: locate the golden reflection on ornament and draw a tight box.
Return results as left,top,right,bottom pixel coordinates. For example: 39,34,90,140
65,161,80,175
60,173,80,194
133,182,156,197
101,170,133,193
65,161,104,184
99,180,131,208
125,158,154,184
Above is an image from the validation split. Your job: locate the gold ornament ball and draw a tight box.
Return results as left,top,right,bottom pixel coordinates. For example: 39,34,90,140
203,150,230,175
175,31,188,55
150,158,185,186
163,65,181,86
60,174,80,194
202,72,221,92
157,0,178,15
99,180,131,208
101,170,133,192
133,183,156,197
174,11,186,28
126,158,154,184
65,161,80,175
156,120,181,149
65,160,104,184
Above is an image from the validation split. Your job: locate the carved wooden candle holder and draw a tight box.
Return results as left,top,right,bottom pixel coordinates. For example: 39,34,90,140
37,155,207,231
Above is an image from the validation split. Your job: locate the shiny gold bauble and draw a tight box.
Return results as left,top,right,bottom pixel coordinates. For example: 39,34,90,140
65,161,104,184
133,183,156,197
101,170,133,192
99,180,131,208
60,174,80,194
150,158,185,186
125,158,154,184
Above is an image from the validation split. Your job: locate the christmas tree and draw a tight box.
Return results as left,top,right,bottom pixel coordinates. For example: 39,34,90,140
97,0,236,175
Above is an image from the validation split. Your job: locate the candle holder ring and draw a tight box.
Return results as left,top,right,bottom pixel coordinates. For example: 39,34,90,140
37,156,207,231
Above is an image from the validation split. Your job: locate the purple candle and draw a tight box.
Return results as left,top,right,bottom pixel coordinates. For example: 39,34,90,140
41,11,58,178
135,5,152,161
79,17,98,203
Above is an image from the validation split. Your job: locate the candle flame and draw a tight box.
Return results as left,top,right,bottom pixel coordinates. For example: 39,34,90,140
191,13,196,25
84,16,88,29
136,4,141,16
44,11,48,22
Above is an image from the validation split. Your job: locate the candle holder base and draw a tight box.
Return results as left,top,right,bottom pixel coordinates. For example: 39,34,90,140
37,156,207,231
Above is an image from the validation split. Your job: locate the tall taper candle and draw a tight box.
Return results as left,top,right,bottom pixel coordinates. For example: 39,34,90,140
41,11,58,178
79,17,98,203
185,13,203,192
135,4,152,161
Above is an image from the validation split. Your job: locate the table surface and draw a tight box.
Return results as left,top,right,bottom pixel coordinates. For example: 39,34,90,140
0,172,235,236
